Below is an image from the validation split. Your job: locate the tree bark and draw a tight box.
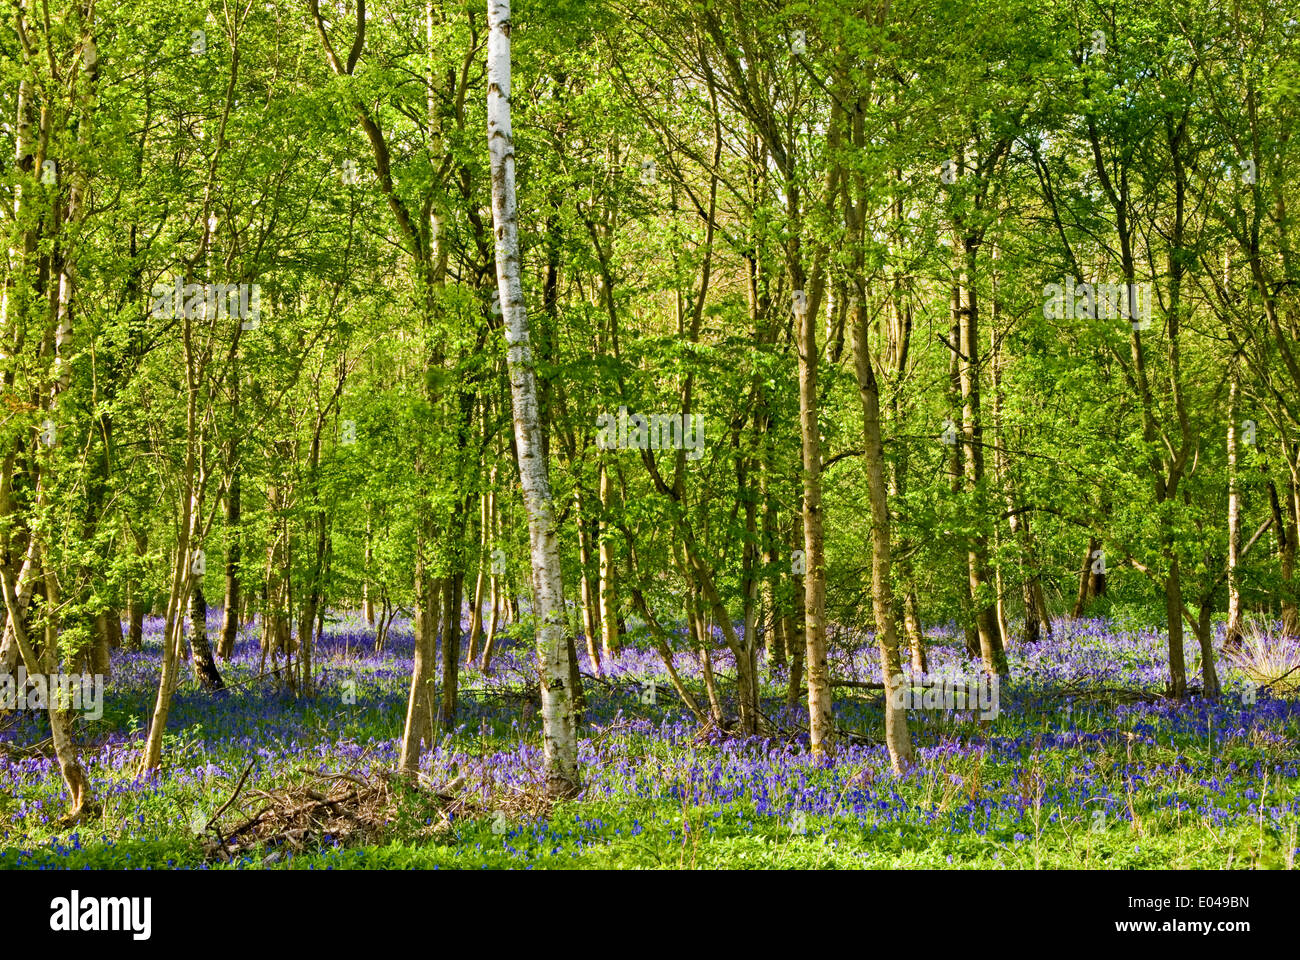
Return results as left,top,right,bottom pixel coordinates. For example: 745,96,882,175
488,0,579,796
956,237,1007,676
1225,359,1244,648
188,581,224,692
1072,538,1099,619
1268,477,1297,637
219,469,241,661
792,253,833,756
399,559,439,775
852,298,914,771
574,483,602,676
439,572,462,730
597,460,620,661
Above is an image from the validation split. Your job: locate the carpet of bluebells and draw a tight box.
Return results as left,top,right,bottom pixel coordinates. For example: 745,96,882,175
2,610,1298,869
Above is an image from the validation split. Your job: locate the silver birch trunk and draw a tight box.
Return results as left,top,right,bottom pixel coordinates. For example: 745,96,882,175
1226,357,1243,647
487,0,578,796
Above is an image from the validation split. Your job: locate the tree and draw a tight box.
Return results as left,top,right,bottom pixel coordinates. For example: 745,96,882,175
487,0,578,797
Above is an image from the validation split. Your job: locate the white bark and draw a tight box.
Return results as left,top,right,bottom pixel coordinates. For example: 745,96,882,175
487,0,578,796
1226,357,1243,644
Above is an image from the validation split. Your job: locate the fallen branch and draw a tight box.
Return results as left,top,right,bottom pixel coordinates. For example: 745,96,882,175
830,679,885,690
204,760,256,833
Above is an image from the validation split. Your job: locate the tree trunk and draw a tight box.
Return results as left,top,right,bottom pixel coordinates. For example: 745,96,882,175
188,581,224,692
219,470,241,660
439,572,462,731
1289,473,1300,637
488,0,579,796
1268,477,1297,637
598,460,620,661
793,272,833,756
574,484,602,676
1071,537,1098,619
760,475,785,667
399,559,439,775
140,375,204,772
482,571,501,671
957,237,1007,677
740,458,761,729
785,560,806,710
852,298,914,771
362,508,375,625
688,595,724,724
1193,601,1220,699
1226,362,1244,648
127,595,145,651
946,305,980,659
466,490,490,665
2,561,89,819
1164,556,1188,697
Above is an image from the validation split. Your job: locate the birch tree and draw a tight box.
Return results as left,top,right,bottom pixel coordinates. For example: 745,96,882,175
487,0,578,797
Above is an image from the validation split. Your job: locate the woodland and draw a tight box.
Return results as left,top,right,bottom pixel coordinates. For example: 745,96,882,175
2,0,1299,870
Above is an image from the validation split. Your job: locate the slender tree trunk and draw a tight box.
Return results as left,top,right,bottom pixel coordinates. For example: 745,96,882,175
574,484,602,676
688,594,724,724
399,560,439,775
140,538,193,772
127,594,145,651
598,460,619,660
792,271,833,756
957,238,1007,677
140,366,202,772
2,560,89,819
219,469,241,661
1225,360,1244,648
220,350,242,661
740,458,761,728
852,299,914,771
947,304,980,658
481,478,503,671
760,474,785,667
888,406,926,671
785,555,806,710
1268,477,1297,637
489,0,579,795
1194,600,1220,698
466,490,490,665
362,508,375,625
1072,538,1098,619
1289,473,1300,637
482,560,502,670
439,572,462,731
1,540,40,671
1164,557,1188,697
188,581,224,692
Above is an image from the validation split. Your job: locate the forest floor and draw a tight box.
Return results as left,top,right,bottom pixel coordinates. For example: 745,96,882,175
2,613,1298,869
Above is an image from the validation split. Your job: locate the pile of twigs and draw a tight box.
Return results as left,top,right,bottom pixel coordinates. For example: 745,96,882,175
199,760,555,863
1047,683,1164,704
0,737,53,760
200,763,394,862
200,762,448,862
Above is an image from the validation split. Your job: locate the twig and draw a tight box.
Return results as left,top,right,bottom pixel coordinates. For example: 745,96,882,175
212,659,299,694
205,759,256,832
830,679,885,690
